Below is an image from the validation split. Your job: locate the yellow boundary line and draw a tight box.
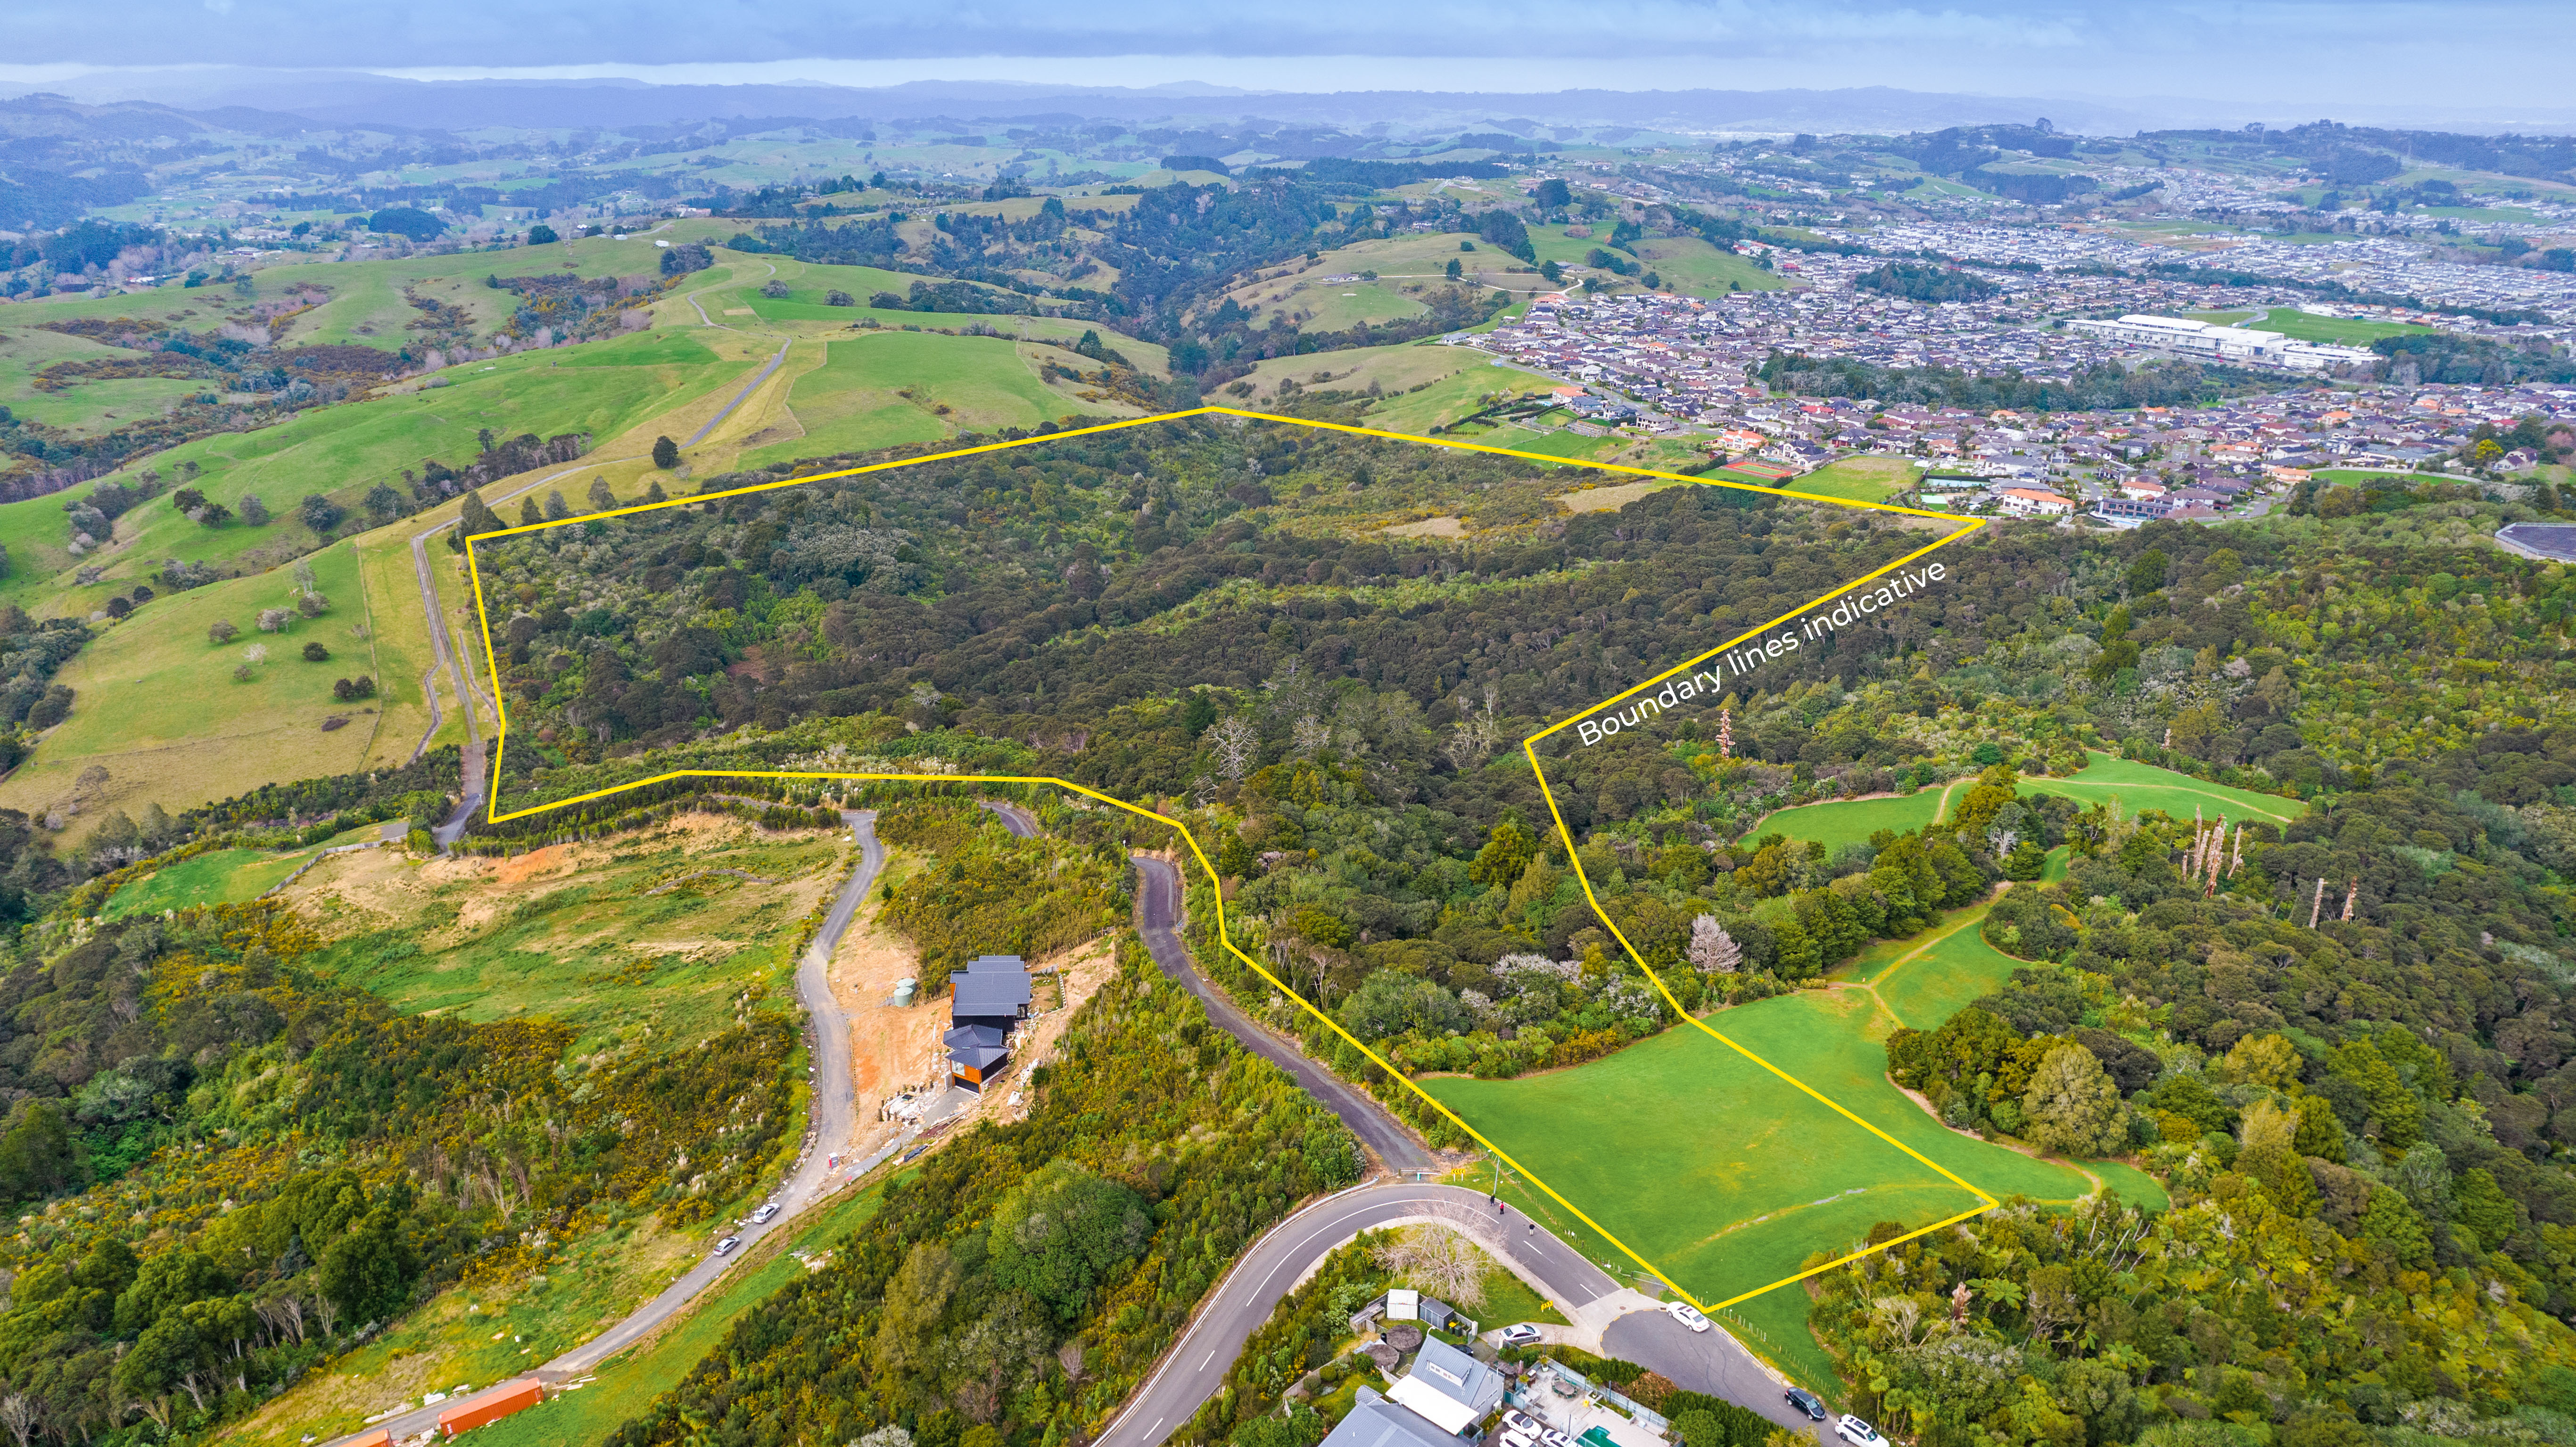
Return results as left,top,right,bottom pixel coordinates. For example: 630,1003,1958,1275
454,404,2002,1311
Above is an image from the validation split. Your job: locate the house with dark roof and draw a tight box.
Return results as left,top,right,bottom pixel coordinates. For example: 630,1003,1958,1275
948,955,1032,1092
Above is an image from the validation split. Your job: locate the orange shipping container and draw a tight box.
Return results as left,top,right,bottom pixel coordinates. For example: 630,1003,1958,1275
347,1432,392,1447
438,1380,545,1436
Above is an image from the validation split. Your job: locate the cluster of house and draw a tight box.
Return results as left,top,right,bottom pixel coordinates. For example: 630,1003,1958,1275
1461,280,2573,526
1318,1297,1513,1447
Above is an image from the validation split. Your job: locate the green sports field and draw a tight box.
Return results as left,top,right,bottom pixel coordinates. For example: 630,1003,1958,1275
1784,455,1914,503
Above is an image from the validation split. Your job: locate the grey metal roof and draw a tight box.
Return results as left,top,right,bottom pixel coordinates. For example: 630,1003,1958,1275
966,954,1028,973
947,1042,1010,1070
1403,1339,1505,1416
943,1024,1007,1050
1318,1391,1470,1447
952,973,1032,1016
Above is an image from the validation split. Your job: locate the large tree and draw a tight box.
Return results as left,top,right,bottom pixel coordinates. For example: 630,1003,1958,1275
2021,1044,2126,1158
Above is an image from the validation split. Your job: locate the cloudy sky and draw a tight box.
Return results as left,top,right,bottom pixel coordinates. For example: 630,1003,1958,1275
0,0,2568,115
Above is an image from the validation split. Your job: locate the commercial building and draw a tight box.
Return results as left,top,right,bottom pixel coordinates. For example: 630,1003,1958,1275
2064,315,2376,372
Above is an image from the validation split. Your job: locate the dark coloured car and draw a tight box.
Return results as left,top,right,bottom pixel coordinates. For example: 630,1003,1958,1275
1785,1388,1827,1422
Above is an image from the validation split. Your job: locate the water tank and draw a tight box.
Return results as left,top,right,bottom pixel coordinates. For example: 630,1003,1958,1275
892,978,917,1007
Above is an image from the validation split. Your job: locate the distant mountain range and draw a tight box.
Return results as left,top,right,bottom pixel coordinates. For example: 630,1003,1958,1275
9,70,2576,139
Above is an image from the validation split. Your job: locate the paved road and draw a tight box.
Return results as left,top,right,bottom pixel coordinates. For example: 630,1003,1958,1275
405,457,635,841
683,338,791,446
329,810,883,1444
1603,1311,1825,1439
980,799,1041,838
1095,1184,1613,1447
1131,855,1435,1174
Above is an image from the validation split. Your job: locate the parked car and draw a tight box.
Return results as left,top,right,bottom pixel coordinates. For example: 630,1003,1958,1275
1541,1429,1575,1447
1835,1416,1884,1447
1503,1411,1544,1439
714,1236,741,1256
1784,1389,1827,1422
751,1202,779,1224
1500,1431,1536,1447
1663,1301,1711,1333
1501,1324,1544,1347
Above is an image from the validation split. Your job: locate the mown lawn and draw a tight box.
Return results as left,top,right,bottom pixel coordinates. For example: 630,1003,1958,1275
1755,753,2300,850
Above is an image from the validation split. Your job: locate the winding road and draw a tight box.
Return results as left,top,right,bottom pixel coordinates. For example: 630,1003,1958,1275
1133,856,1435,1174
330,810,882,1444
1114,855,1825,1444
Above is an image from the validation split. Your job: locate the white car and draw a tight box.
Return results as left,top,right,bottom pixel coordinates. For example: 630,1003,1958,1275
713,1236,741,1256
1501,1432,1536,1447
751,1203,779,1224
1835,1416,1885,1447
1503,1412,1544,1439
1664,1300,1711,1333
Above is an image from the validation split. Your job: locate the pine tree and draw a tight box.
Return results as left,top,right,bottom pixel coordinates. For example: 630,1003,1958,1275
520,497,544,527
645,479,669,504
587,477,617,512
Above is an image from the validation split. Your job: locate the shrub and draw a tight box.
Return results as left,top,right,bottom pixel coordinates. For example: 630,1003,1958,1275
207,619,237,645
759,280,790,299
332,676,378,701
302,641,330,662
826,289,854,306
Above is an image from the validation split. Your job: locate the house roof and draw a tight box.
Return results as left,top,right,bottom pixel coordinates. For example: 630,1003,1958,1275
953,972,1032,1018
947,1042,1010,1070
943,1024,1007,1051
965,955,1027,974
1387,1340,1505,1434
1318,1391,1467,1447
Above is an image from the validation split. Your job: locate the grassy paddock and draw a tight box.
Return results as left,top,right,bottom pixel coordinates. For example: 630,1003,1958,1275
1755,753,2299,850
1788,456,1914,503
0,540,388,833
1430,983,2163,1312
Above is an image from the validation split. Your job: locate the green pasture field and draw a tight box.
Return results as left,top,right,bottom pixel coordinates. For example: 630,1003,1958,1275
1428,981,2162,1311
1786,455,1913,503
103,847,314,917
685,262,1172,374
297,821,846,1053
1754,753,2301,850
1228,338,1495,409
1359,362,1558,437
1624,236,1789,297
735,332,1114,470
2312,469,2428,488
0,540,403,832
0,322,209,436
0,326,751,618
